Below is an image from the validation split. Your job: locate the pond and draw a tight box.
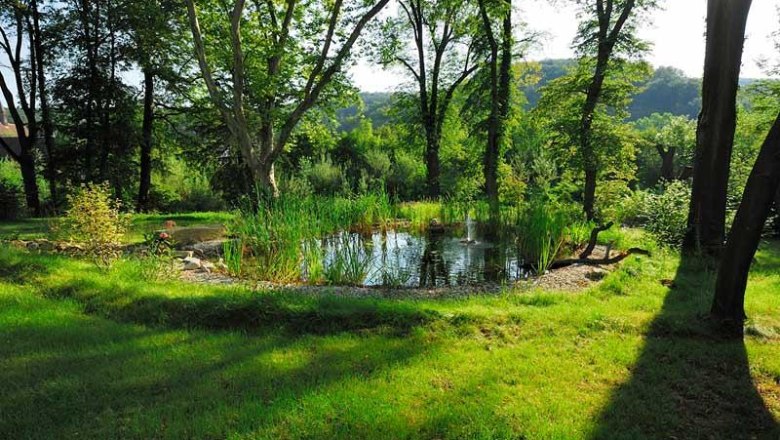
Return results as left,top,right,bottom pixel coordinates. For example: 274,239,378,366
308,224,530,288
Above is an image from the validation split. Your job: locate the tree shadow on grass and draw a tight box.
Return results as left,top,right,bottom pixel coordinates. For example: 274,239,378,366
0,292,432,438
590,252,779,439
42,277,439,336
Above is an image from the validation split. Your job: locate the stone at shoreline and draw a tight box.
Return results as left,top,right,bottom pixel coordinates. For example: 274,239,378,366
183,239,231,259
183,257,203,271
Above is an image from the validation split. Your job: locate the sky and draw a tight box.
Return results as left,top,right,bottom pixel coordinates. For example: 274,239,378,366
351,0,780,92
1,0,779,104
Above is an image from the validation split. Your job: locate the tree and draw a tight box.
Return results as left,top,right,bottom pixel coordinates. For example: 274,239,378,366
572,0,657,221
711,112,780,334
127,0,188,212
377,0,481,198
634,113,696,183
476,0,512,207
184,0,389,197
683,0,753,254
0,0,42,215
536,59,650,218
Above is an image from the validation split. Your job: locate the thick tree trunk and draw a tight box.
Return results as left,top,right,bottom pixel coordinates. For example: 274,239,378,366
711,113,780,334
137,70,154,212
684,0,752,254
19,149,41,216
658,146,676,182
425,133,441,199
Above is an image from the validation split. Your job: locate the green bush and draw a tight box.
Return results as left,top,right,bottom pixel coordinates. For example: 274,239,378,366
63,183,128,268
641,181,690,248
305,158,346,196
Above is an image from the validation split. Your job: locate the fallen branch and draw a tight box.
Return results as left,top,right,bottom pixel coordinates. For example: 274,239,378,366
579,221,614,259
549,248,651,270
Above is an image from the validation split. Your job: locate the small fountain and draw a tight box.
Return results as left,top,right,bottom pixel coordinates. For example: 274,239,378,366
460,212,478,245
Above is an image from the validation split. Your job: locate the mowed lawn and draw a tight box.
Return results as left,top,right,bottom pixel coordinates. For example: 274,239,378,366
0,241,778,439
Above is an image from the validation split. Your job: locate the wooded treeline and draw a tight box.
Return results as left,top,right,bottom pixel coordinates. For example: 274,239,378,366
0,0,778,332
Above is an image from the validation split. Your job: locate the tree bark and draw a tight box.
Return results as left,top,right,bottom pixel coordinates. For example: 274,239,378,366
657,145,676,182
137,69,155,212
711,113,780,334
18,147,41,215
684,0,752,254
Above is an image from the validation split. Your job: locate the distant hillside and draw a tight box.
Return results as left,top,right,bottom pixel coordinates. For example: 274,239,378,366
339,60,712,129
524,60,701,120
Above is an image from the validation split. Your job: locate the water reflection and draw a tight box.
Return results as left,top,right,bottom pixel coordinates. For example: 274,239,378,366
314,227,528,287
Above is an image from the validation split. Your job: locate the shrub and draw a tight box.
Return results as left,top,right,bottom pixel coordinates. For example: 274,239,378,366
641,180,690,248
0,178,23,220
305,158,346,196
64,183,128,268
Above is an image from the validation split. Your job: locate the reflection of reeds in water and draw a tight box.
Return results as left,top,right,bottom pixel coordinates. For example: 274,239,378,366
378,232,419,288
323,234,372,286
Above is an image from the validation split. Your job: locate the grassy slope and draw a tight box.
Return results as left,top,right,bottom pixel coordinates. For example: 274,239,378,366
0,243,778,439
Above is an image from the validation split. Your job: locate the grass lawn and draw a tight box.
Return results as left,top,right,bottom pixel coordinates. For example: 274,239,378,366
0,241,778,439
0,212,233,243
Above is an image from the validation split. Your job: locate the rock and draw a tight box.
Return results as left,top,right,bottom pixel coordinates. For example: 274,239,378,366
215,258,229,271
37,240,55,252
26,242,39,251
174,250,194,259
585,268,607,281
190,239,228,258
183,257,203,271
200,261,216,273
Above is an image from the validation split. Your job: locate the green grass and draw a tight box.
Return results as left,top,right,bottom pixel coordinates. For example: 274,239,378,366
0,241,779,438
0,212,234,243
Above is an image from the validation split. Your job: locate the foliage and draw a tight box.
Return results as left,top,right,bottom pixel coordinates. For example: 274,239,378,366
640,181,692,248
323,234,373,286
63,183,128,268
135,231,176,281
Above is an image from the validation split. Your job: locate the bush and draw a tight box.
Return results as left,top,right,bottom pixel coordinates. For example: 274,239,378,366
304,158,346,196
0,179,23,220
63,183,128,268
641,181,690,248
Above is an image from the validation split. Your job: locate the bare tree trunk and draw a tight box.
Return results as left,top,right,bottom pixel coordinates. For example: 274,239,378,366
712,113,780,334
657,145,676,182
425,131,441,199
137,69,154,212
19,147,41,215
684,0,752,255
31,0,57,210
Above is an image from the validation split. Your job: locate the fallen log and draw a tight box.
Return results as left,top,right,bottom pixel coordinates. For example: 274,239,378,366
579,222,614,259
549,248,651,270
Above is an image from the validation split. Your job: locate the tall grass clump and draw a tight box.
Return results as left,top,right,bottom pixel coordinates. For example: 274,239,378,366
231,190,391,283
323,234,372,286
516,200,575,273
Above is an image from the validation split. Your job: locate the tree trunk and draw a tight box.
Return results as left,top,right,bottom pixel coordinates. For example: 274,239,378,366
19,149,41,216
684,0,752,254
711,112,780,334
425,132,441,199
137,70,154,212
658,146,676,182
481,0,511,208
31,0,57,210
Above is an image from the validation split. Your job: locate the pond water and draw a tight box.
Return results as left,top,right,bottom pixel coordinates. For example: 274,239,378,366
309,226,530,288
